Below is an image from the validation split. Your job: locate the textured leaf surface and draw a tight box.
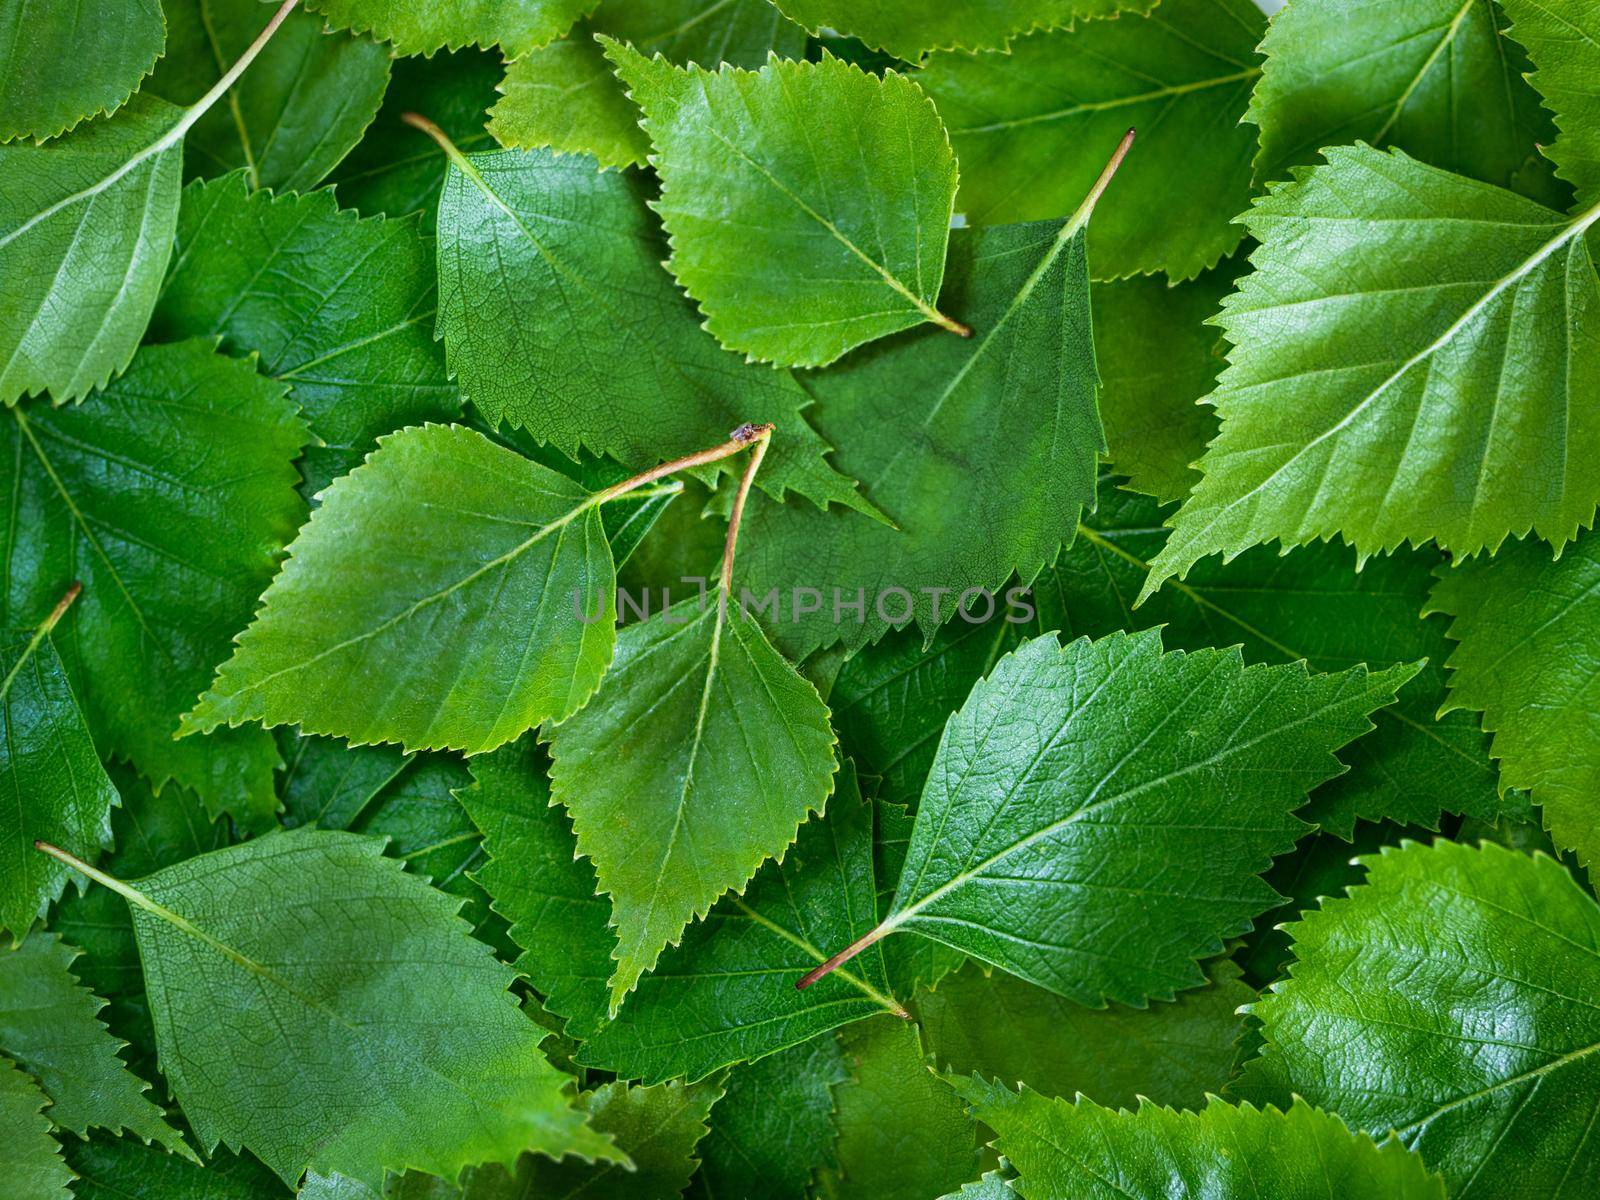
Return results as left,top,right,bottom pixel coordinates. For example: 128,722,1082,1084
2,339,305,824
958,1082,1446,1200
147,0,389,193
1499,0,1600,206
0,933,187,1156
593,0,806,68
1429,534,1600,865
0,0,165,141
875,629,1416,1004
154,175,459,496
307,0,593,57
0,1056,72,1200
277,731,412,832
122,828,617,1185
737,219,1102,657
432,147,863,512
65,1132,284,1200
1145,145,1600,597
771,0,1152,61
918,0,1264,281
184,423,616,755
693,1036,847,1200
0,620,117,939
575,765,903,1081
1248,0,1556,199
548,596,837,1011
915,959,1252,1108
489,38,650,168
816,1019,977,1200
1073,484,1508,837
0,94,182,405
606,44,959,366
1239,840,1600,1198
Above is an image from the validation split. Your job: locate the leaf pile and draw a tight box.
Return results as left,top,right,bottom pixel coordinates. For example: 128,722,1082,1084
3,1,1598,1198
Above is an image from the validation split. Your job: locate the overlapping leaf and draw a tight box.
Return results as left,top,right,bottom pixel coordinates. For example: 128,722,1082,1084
606,44,962,366
1239,839,1600,1198
64,1134,283,1200
918,0,1264,281
771,0,1154,61
307,0,593,57
1145,145,1600,597
3,339,306,825
1500,0,1600,205
0,0,165,141
0,1057,72,1200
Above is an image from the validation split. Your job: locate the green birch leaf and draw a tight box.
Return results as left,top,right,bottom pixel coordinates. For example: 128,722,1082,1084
330,48,502,231
182,423,617,755
574,764,905,1082
489,38,651,168
833,629,1416,1005
1247,0,1558,201
918,0,1265,281
815,1018,977,1200
66,1132,285,1200
604,43,963,367
430,145,866,513
0,93,183,405
153,174,460,497
937,1174,1013,1200
0,1056,72,1200
770,0,1154,62
956,1082,1446,1200
872,797,968,994
454,1079,720,1199
735,217,1102,659
0,933,189,1157
276,731,413,832
547,594,838,1012
1073,483,1511,837
595,0,807,67
1499,0,1600,206
914,958,1253,1109
307,0,594,57
0,0,165,142
692,1035,848,1200
1428,532,1600,866
1144,145,1600,599
0,609,118,940
101,828,619,1186
146,0,390,194
1238,840,1600,1198
1093,268,1233,504
2,339,306,826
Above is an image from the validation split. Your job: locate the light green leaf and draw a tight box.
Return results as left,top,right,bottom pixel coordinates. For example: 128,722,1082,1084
307,0,594,57
0,1056,72,1200
815,1018,978,1200
547,594,837,1011
918,0,1265,281
153,174,460,497
1499,0,1600,206
915,958,1253,1109
0,605,118,940
736,217,1102,658
147,0,390,193
956,1082,1446,1200
1093,268,1234,504
936,1174,1014,1200
1247,0,1557,200
66,1131,285,1200
2,339,306,825
0,0,165,142
430,144,866,513
840,629,1416,1005
489,38,651,168
770,0,1154,61
183,423,617,755
574,764,904,1081
1238,839,1600,1198
330,47,502,231
693,1036,848,1200
0,93,183,405
1145,145,1600,600
98,827,619,1186
0,933,189,1158
604,43,963,366
594,0,807,68
1428,532,1600,866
